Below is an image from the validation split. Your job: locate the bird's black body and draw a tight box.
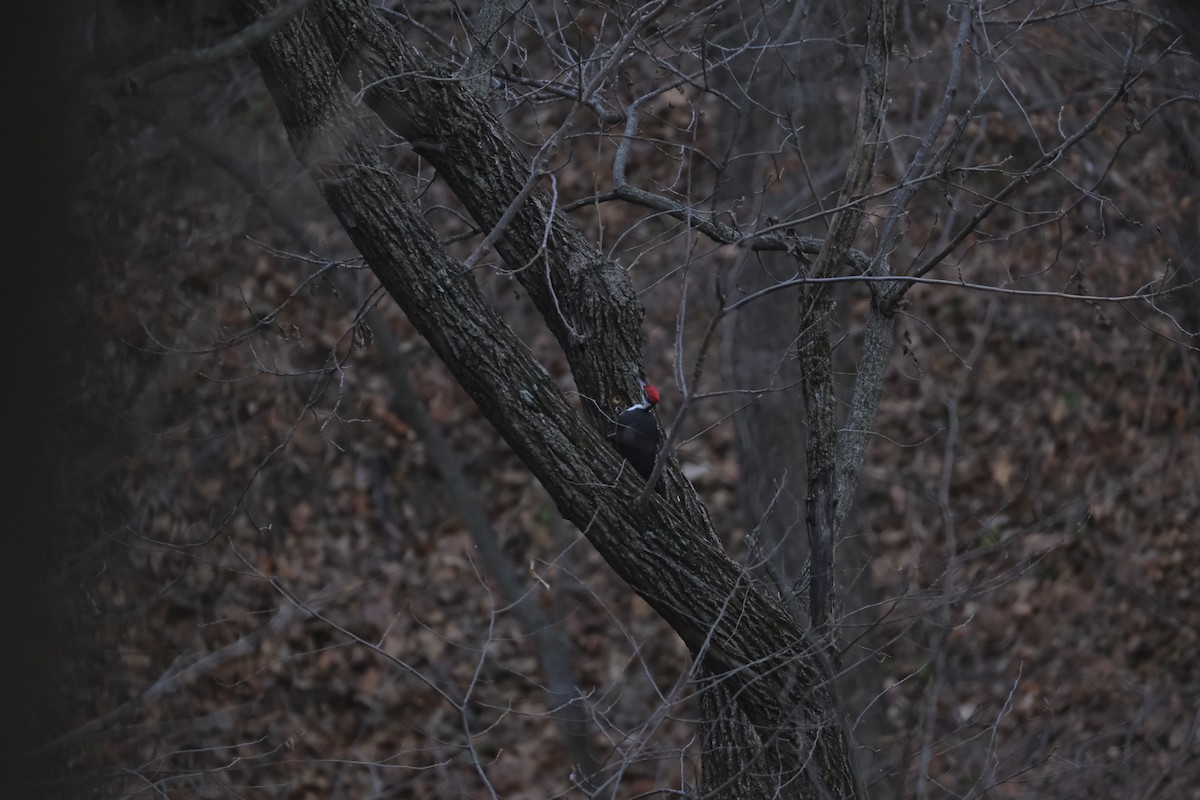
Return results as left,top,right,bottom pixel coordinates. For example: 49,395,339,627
612,384,660,481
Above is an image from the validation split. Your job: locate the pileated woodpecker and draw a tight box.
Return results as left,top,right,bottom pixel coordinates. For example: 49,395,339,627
611,383,661,481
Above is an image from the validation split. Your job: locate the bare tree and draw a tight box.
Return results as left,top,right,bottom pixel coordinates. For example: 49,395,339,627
56,0,1200,797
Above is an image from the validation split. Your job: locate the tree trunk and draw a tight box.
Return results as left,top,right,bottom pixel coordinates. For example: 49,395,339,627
232,1,863,796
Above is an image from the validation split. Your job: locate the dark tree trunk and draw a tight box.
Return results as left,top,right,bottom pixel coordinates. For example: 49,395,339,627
231,1,863,796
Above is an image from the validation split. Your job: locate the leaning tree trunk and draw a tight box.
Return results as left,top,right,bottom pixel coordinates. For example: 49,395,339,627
232,1,867,796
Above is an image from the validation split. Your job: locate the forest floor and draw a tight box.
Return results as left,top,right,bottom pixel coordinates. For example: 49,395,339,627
43,8,1200,799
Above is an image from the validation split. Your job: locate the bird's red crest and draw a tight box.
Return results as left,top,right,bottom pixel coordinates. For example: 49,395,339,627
644,384,660,405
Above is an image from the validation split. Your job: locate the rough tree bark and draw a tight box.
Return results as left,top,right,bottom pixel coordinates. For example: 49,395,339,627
233,0,866,796
800,0,898,634
712,0,855,600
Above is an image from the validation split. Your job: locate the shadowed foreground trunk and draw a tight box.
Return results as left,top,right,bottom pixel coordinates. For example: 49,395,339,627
232,0,867,796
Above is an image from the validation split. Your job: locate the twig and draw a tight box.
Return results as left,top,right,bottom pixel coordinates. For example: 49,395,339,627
112,0,319,92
